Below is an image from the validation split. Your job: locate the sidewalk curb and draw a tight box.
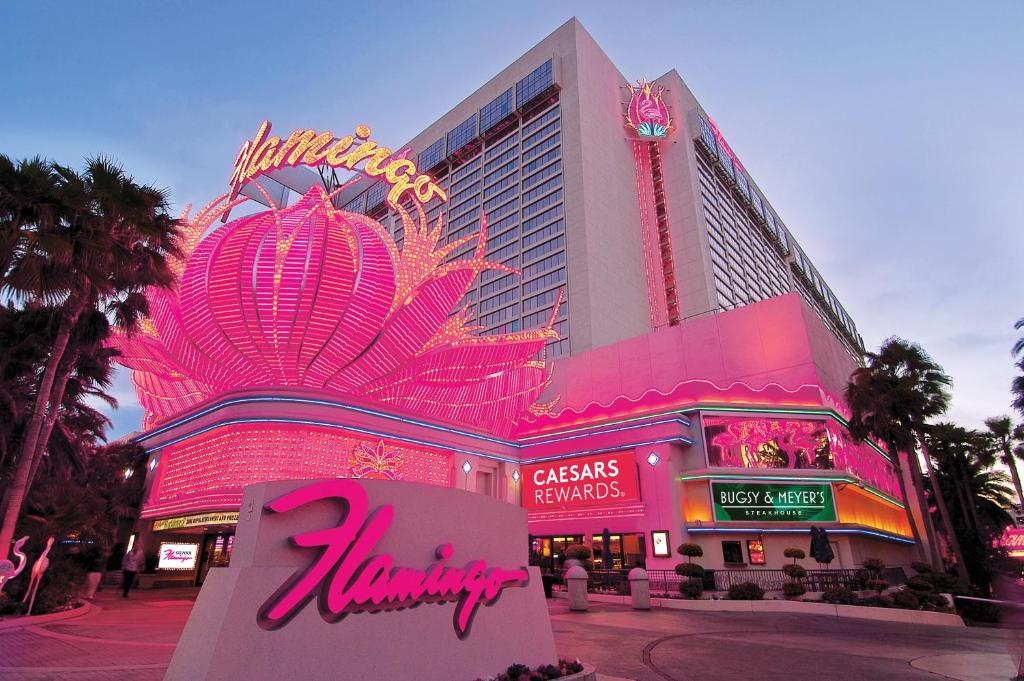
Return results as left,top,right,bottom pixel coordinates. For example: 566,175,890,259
0,600,95,631
553,592,966,627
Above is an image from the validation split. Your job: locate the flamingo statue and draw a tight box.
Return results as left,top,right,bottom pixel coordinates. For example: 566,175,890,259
22,536,55,615
0,536,29,593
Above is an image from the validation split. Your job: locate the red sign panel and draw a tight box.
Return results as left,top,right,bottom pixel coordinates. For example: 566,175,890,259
522,452,641,510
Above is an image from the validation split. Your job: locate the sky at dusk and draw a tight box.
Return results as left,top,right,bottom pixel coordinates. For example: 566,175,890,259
2,2,1021,440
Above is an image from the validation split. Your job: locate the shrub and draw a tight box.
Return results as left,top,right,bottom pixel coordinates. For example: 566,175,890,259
783,548,806,562
919,592,952,612
564,545,592,561
862,558,885,573
676,543,704,561
728,582,765,600
910,561,934,574
782,564,807,580
783,581,807,598
859,594,894,608
928,572,963,594
822,587,857,605
675,563,705,578
890,589,920,610
866,579,889,593
679,578,704,600
906,576,934,593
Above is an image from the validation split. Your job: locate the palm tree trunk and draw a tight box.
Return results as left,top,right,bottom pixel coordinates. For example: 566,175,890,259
890,440,928,564
958,459,985,539
918,435,970,584
1004,450,1024,510
903,445,943,569
26,350,78,491
0,298,84,559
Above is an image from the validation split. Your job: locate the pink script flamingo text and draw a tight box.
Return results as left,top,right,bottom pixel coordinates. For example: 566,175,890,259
257,480,529,638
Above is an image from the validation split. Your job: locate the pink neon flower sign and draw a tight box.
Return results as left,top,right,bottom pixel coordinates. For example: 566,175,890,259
626,79,672,139
111,187,560,434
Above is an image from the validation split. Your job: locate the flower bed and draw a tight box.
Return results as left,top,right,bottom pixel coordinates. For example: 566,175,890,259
473,659,587,681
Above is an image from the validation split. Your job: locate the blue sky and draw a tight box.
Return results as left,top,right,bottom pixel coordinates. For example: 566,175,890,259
2,2,1021,439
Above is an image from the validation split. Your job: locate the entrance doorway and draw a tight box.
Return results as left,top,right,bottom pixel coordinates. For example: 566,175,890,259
196,532,235,585
591,533,646,570
529,535,583,571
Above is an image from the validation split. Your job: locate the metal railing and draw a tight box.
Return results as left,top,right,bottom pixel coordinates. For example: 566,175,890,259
547,567,905,596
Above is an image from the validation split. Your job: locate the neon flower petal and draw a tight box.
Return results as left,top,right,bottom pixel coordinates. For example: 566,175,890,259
111,186,560,435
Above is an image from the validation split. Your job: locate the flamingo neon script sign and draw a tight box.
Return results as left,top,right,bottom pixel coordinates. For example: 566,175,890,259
257,480,529,638
228,121,449,207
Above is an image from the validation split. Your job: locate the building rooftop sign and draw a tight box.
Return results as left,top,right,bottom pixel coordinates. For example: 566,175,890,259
625,78,672,139
228,120,448,208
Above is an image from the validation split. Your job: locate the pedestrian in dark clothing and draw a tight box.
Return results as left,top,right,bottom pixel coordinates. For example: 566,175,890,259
122,547,145,597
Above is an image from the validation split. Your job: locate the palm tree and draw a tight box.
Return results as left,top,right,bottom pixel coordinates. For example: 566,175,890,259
1013,318,1024,416
985,416,1024,509
927,424,997,540
929,428,1014,594
845,337,968,582
0,155,180,559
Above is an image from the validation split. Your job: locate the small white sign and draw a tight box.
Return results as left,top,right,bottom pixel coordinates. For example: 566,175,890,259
158,542,199,570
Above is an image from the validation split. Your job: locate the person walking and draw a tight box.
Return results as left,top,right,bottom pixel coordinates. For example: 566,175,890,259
122,546,145,598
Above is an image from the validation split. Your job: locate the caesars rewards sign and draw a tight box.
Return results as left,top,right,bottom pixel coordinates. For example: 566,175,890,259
522,451,641,510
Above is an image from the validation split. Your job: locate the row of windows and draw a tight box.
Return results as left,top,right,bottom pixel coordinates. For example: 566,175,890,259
523,159,562,191
523,132,560,163
523,188,562,218
523,105,560,136
521,174,562,206
522,118,560,151
523,203,564,233
697,145,857,349
485,132,519,159
485,171,519,199
523,234,564,264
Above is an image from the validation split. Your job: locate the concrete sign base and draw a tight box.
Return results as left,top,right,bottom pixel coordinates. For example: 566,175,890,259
164,479,556,681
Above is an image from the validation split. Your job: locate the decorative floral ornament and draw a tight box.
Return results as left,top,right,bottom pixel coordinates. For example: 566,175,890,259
348,440,405,480
626,78,672,139
111,186,560,435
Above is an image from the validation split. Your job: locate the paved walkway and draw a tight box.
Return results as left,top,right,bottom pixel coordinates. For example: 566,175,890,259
2,588,1023,680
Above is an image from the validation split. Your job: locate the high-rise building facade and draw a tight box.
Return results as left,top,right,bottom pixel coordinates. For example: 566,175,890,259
328,18,863,361
123,19,924,585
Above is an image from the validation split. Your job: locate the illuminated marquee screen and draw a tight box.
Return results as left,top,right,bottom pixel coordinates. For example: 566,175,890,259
158,542,200,570
702,415,902,501
522,451,641,510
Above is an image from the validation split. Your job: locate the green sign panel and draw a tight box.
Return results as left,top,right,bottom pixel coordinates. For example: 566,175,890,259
711,482,836,522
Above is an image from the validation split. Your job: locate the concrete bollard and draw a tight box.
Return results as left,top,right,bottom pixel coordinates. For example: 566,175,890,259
628,567,650,610
566,565,589,611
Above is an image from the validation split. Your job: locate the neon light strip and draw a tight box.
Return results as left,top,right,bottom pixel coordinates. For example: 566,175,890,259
520,404,892,465
679,473,904,509
685,526,914,545
136,394,690,450
144,416,693,466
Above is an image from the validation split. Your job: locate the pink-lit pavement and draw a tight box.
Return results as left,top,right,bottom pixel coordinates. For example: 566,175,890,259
1,588,1023,681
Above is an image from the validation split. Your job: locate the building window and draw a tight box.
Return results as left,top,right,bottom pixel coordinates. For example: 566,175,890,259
516,58,554,108
480,88,514,134
417,138,444,170
722,541,744,564
447,115,478,156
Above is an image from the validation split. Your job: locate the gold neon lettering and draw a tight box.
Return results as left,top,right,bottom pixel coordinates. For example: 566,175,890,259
227,120,448,209
339,141,383,170
300,132,336,164
324,136,355,165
